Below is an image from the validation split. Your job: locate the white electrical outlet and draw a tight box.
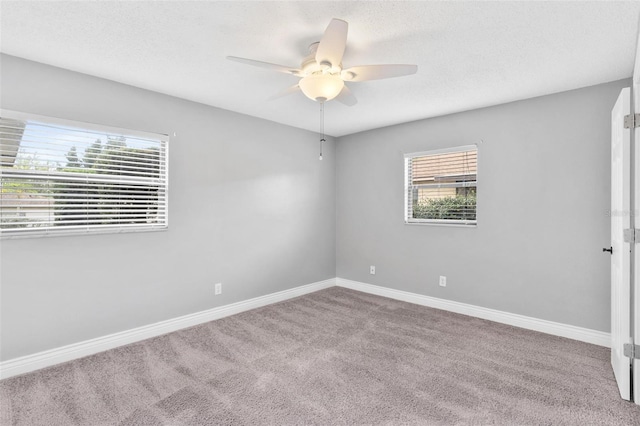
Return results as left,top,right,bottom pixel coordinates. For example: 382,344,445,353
439,276,447,287
370,265,376,275
215,283,222,295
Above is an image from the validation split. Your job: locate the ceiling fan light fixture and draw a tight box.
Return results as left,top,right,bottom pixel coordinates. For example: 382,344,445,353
299,74,344,102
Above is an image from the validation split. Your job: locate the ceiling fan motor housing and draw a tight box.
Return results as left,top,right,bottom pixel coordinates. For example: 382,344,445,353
301,42,339,75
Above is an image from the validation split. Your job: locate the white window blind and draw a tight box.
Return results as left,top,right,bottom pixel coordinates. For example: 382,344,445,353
0,110,168,238
404,145,477,226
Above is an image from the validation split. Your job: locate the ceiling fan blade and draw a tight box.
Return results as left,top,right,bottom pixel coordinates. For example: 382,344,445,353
267,84,301,101
315,19,348,69
342,64,418,82
226,56,301,76
335,85,357,106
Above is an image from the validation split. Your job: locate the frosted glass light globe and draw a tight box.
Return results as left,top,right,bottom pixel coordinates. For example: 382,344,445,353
299,74,344,102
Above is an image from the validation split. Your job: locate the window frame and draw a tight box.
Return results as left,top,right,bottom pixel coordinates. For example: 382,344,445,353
0,109,169,239
404,144,478,227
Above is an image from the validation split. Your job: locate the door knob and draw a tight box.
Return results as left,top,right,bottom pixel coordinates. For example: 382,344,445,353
603,246,613,254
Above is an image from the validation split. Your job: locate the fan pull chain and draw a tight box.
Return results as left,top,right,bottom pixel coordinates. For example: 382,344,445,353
319,101,325,161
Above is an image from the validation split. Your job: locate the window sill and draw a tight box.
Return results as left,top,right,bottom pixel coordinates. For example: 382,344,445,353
404,221,477,228
0,226,168,240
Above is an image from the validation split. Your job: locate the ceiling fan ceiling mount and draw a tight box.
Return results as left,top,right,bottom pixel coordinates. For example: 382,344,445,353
227,18,418,106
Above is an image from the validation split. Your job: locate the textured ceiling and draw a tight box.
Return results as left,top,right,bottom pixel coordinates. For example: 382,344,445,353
1,1,639,137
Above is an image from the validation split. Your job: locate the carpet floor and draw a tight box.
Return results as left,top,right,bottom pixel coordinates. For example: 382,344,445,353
1,287,639,425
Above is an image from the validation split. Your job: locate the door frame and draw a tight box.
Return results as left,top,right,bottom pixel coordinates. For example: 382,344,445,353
633,21,640,403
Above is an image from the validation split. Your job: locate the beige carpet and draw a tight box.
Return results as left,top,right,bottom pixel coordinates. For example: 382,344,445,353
1,287,639,425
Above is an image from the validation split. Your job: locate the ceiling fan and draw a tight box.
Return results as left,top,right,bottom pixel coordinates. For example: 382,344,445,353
227,18,418,106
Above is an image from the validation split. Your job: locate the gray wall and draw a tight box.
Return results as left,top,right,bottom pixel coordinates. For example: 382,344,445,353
336,79,630,333
0,55,336,361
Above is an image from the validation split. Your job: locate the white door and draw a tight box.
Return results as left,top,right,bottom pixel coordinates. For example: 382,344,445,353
611,87,631,401
633,24,640,405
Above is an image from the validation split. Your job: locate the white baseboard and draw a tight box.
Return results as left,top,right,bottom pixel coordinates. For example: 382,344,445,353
0,278,336,380
0,276,610,380
336,278,610,348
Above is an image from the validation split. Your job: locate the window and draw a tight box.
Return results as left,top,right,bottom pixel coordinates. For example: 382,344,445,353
0,110,168,238
404,145,477,226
